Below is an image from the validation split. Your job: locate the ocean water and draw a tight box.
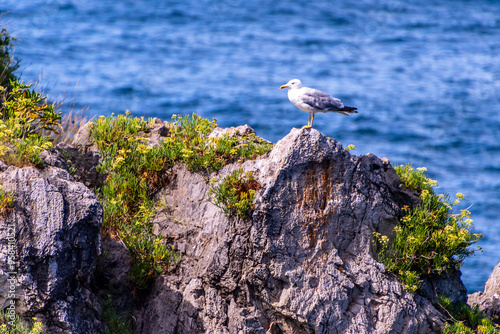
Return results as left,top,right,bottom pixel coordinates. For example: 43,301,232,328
2,0,499,293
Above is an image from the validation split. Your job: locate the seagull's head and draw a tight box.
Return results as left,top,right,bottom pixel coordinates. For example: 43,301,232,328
280,79,303,90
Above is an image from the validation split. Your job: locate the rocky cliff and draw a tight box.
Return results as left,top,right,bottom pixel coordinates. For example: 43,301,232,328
0,124,482,333
133,127,459,334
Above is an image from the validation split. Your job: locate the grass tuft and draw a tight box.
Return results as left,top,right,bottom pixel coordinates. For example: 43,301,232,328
49,106,90,145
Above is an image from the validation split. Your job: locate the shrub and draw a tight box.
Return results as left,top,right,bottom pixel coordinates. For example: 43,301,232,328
438,295,500,333
0,27,63,167
208,168,260,220
374,164,482,293
0,311,43,334
0,27,19,92
2,81,61,136
0,81,61,166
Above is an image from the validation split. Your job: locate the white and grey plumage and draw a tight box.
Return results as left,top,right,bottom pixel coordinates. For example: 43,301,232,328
280,79,357,128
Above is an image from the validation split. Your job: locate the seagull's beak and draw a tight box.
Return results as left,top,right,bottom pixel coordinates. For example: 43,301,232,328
280,85,289,89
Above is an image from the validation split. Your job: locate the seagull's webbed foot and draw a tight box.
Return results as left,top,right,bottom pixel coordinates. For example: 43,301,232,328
302,125,312,129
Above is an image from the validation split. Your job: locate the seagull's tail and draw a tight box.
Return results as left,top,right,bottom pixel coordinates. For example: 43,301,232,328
338,106,358,116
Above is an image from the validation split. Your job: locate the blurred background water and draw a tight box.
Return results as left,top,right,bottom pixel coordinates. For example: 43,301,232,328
1,0,499,293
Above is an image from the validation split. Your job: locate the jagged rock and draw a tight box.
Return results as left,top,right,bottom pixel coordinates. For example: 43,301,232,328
209,124,256,138
58,122,105,190
71,122,95,150
134,127,457,334
0,166,103,334
420,271,468,305
39,148,69,170
1,120,473,333
209,125,272,144
468,262,500,324
144,118,170,147
53,142,105,190
35,142,105,190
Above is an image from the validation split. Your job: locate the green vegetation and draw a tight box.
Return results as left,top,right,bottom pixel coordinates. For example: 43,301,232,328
0,311,43,334
100,298,133,334
166,114,272,172
374,165,482,293
208,168,260,220
0,23,272,329
0,27,19,91
0,81,61,166
438,295,500,333
89,112,180,289
373,165,496,332
0,185,14,218
0,27,61,167
89,112,272,288
344,144,355,152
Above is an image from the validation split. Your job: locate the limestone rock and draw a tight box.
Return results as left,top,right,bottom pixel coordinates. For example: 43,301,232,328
71,122,95,150
0,166,103,333
144,118,170,147
38,149,68,170
134,127,456,334
54,142,105,190
209,124,255,138
468,262,500,324
209,125,272,144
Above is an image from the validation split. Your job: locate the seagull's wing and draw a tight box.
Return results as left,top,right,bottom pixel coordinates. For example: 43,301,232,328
300,87,344,111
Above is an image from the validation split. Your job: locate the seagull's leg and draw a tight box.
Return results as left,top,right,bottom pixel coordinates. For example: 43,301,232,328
311,113,315,128
302,113,312,129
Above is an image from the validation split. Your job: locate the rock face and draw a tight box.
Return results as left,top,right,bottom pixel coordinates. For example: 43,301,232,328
0,124,473,334
0,166,102,333
468,262,500,324
134,128,460,334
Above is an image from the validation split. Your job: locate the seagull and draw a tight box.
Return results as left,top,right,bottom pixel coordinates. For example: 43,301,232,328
280,79,357,129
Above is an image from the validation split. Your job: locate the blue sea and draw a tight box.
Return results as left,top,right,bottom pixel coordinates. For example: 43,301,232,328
2,0,499,293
